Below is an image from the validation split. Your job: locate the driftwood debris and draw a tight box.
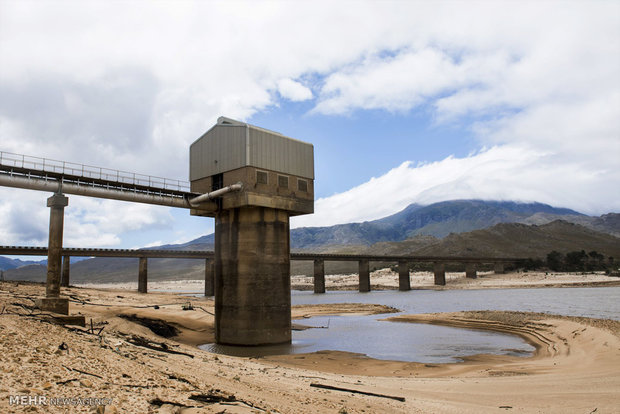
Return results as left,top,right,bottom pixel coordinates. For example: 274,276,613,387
189,392,266,412
126,335,194,358
56,378,79,385
310,383,405,402
150,397,191,408
62,364,104,379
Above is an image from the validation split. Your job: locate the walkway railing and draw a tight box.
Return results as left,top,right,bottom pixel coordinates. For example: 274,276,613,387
0,150,191,193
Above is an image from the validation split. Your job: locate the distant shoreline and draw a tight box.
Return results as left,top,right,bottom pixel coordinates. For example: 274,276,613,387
64,269,620,292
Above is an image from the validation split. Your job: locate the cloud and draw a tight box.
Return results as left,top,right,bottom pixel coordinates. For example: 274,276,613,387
0,0,618,244
291,144,620,228
277,78,313,101
0,189,49,245
0,187,173,247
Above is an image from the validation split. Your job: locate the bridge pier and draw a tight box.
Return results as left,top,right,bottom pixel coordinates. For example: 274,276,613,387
204,258,214,296
61,255,70,287
398,260,410,291
359,259,370,292
36,193,69,315
314,259,325,294
494,262,505,274
138,257,148,293
215,207,291,346
434,262,446,285
466,263,477,279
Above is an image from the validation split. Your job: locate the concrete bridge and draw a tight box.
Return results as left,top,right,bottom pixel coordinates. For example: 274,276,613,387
0,245,522,295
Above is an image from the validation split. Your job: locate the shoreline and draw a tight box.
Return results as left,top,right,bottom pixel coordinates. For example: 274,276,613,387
1,281,619,412
57,269,620,293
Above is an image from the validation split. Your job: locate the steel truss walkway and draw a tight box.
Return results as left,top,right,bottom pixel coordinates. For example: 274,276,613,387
0,151,199,208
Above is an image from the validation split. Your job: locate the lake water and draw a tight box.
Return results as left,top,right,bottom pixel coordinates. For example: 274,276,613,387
200,286,620,363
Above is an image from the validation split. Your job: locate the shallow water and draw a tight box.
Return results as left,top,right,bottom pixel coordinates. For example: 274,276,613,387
200,287,620,363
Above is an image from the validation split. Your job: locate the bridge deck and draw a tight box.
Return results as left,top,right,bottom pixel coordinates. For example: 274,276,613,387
0,246,523,263
0,151,196,201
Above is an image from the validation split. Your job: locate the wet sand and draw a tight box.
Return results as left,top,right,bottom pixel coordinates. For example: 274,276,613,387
1,278,619,413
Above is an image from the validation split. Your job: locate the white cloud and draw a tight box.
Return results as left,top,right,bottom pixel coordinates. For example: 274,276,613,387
0,187,174,247
292,143,620,228
0,0,618,244
277,78,313,101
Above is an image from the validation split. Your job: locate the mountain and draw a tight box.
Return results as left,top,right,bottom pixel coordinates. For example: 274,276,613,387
3,200,618,282
289,220,620,275
0,257,43,271
374,220,620,259
290,200,584,248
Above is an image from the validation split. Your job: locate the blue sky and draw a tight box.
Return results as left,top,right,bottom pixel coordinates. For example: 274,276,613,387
0,0,619,252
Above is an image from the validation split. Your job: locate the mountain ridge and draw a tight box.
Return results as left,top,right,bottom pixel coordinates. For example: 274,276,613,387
2,200,618,281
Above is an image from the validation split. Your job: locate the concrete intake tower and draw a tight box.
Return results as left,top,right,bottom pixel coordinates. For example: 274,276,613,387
189,117,314,345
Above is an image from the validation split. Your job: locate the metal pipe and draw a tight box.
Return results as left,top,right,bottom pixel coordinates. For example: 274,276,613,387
189,182,243,206
0,173,192,209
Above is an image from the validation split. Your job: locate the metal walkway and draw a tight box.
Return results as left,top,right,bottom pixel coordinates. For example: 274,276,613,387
0,151,199,208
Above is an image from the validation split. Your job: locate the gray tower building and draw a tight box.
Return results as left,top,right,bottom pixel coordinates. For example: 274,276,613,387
189,117,314,345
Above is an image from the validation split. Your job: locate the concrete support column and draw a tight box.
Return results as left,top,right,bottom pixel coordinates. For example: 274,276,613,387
313,259,325,294
138,257,148,293
37,193,69,315
494,262,505,274
204,258,215,296
433,262,446,286
398,261,410,291
61,255,70,287
466,263,477,279
359,259,370,292
215,207,291,346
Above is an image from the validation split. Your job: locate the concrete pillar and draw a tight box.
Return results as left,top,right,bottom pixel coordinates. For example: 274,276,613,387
215,207,291,346
36,193,69,315
204,258,215,296
494,262,505,274
359,259,370,292
60,255,70,287
138,257,148,293
433,262,446,286
313,259,325,294
398,260,410,291
466,263,477,279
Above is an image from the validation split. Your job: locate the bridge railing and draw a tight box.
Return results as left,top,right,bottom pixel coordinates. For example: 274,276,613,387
0,151,191,193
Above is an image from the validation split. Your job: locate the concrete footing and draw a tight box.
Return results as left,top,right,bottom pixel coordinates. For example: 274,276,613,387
466,263,477,279
313,259,325,294
36,297,69,315
215,207,291,346
358,259,370,292
204,259,214,296
433,262,446,285
398,261,410,291
138,257,148,293
44,314,86,327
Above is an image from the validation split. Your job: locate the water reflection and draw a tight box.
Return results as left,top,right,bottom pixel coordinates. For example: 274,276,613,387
200,314,535,363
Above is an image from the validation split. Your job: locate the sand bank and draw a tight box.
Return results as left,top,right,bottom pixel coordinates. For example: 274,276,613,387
1,281,619,413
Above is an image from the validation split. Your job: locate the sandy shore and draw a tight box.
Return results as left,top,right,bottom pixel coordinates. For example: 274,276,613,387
1,280,619,413
72,269,620,293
